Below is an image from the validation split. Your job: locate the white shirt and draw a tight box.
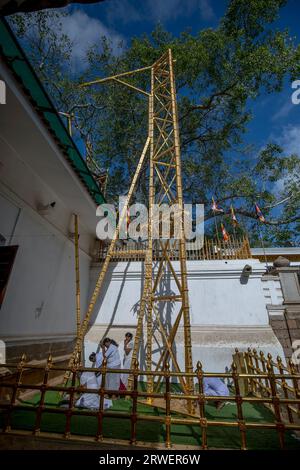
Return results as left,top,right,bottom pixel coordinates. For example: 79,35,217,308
95,351,103,368
105,344,121,368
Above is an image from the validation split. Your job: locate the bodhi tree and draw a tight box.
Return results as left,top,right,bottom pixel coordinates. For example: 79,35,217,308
8,0,300,245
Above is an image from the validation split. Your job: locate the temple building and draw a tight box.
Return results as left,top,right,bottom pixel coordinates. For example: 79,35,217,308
1,14,300,452
1,19,300,376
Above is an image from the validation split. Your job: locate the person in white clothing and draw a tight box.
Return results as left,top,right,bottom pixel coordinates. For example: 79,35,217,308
122,332,134,388
75,353,112,410
102,338,121,392
88,351,104,386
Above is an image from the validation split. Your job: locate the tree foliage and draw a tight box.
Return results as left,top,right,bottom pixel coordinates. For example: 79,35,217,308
8,0,300,245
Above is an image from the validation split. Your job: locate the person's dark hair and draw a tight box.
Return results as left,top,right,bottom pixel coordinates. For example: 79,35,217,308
103,337,118,347
89,352,96,362
125,332,133,340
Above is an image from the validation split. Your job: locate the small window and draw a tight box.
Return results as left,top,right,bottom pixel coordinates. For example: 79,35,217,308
0,234,6,246
0,245,18,308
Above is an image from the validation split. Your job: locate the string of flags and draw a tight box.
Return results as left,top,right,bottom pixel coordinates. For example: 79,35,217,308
211,197,266,242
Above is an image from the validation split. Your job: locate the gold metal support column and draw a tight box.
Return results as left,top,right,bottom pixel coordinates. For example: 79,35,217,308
66,50,194,410
168,49,194,400
74,214,81,349
63,137,150,385
146,68,155,400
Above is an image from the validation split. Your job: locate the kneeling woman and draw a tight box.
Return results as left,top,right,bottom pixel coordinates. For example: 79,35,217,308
102,338,121,392
76,371,112,410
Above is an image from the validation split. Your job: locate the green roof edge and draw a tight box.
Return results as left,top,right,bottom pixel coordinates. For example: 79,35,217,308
0,18,106,206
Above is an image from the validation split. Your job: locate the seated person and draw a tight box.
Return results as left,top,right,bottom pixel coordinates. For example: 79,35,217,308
203,377,230,410
75,353,112,410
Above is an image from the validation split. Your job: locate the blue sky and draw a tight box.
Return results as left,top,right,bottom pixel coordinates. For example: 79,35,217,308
60,0,300,171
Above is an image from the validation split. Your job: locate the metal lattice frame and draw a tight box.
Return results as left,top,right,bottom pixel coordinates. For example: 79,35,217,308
64,50,194,403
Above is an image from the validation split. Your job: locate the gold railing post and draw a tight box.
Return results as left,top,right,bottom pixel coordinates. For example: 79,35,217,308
96,357,107,441
164,363,171,449
267,360,285,449
232,348,249,396
130,359,139,445
259,351,270,396
289,359,300,420
253,349,263,393
34,354,52,435
64,364,77,439
4,353,26,433
277,355,293,423
232,362,247,450
196,361,208,450
246,348,256,394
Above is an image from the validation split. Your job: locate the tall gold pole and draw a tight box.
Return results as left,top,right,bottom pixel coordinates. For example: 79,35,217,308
74,214,81,346
63,138,150,385
66,51,194,411
168,49,194,404
146,67,154,400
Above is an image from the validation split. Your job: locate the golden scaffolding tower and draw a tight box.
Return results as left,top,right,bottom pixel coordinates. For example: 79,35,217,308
64,49,194,402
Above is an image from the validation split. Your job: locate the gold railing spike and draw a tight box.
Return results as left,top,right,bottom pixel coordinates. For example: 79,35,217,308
289,359,296,372
20,353,26,364
267,352,273,362
277,355,282,364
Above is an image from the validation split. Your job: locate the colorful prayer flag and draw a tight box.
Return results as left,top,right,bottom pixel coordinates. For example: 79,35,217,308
255,203,265,223
221,223,229,242
230,205,238,226
212,197,224,213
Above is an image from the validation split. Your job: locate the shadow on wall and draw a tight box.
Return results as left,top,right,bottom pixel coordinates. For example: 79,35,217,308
131,261,177,373
87,261,131,353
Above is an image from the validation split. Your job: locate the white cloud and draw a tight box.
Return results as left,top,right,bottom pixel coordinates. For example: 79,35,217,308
199,0,215,21
60,10,125,68
271,99,294,121
105,0,141,25
275,125,300,155
105,0,215,24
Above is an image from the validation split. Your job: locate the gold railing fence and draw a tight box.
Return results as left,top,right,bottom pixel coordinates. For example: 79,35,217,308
234,348,300,427
0,351,300,450
94,236,252,262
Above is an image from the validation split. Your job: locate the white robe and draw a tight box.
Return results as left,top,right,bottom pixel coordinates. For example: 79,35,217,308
104,344,121,391
95,351,103,368
75,372,112,410
203,378,229,397
122,340,134,387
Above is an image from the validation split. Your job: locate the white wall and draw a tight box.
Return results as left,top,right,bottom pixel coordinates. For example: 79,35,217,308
261,276,284,306
89,259,270,327
0,191,91,344
0,61,100,353
86,259,285,371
